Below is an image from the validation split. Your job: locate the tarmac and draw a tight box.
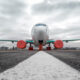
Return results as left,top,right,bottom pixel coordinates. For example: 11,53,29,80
0,50,80,80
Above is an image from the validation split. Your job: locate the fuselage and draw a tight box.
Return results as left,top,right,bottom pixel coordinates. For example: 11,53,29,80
31,23,49,46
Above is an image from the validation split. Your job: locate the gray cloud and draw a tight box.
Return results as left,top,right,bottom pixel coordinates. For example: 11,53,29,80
0,0,27,27
0,0,28,41
0,0,26,17
50,26,80,34
0,0,80,47
49,25,80,40
32,1,80,14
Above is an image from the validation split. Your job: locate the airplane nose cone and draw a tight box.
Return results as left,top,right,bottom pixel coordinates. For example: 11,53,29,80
39,28,46,33
39,29,45,35
37,29,45,40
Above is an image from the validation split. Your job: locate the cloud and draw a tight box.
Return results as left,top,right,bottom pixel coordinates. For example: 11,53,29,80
0,0,27,28
32,1,80,14
0,0,80,47
0,0,26,17
0,0,29,41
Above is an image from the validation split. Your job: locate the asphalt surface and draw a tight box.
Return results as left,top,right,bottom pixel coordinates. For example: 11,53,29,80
0,51,80,80
0,50,80,73
0,50,80,80
46,50,80,71
0,50,38,73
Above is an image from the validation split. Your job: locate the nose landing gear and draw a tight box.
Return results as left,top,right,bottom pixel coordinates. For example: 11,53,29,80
38,40,43,50
39,44,43,50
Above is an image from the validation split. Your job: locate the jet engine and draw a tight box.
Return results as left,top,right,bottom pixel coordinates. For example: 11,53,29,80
17,40,26,49
54,40,63,49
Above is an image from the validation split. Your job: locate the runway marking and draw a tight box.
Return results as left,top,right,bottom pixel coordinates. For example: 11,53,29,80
0,51,80,80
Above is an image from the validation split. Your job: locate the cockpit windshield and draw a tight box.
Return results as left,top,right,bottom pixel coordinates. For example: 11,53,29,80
31,23,49,35
35,23,47,27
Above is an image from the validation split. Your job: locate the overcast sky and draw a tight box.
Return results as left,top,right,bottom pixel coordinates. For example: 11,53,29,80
0,0,80,47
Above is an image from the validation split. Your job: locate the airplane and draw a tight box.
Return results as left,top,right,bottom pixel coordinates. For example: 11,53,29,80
0,23,80,50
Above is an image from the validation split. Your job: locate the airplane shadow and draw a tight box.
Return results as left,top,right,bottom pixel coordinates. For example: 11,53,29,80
0,50,38,73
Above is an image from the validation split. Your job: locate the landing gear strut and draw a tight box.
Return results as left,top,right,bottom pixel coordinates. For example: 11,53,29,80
47,43,51,50
39,44,43,50
29,43,33,50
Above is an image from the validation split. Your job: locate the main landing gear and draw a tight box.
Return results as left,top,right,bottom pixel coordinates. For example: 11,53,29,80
29,43,33,50
46,43,51,50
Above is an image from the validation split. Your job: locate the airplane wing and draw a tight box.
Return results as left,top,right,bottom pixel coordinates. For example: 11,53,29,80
26,40,34,43
47,39,80,43
62,39,80,42
0,40,34,43
0,40,18,42
47,40,55,43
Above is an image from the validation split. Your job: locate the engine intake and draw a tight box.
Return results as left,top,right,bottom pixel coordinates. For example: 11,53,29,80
17,40,26,49
54,40,63,49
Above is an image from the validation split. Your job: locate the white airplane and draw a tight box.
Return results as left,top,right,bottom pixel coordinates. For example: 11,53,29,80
0,23,80,50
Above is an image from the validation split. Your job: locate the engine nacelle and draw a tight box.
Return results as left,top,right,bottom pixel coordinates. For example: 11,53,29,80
54,40,63,49
17,40,26,49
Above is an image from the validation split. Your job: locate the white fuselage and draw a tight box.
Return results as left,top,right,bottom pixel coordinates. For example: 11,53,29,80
31,24,49,46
